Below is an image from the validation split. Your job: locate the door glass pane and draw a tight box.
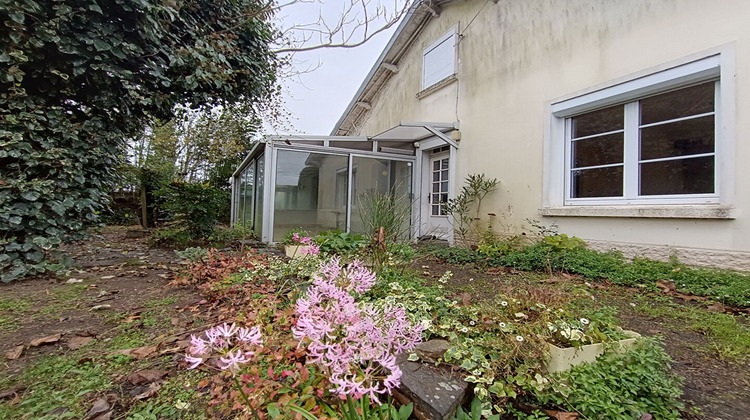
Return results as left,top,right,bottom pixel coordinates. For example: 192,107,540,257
640,156,714,195
571,105,624,138
350,157,412,237
640,82,715,125
273,150,348,241
571,133,624,168
242,163,254,229
639,115,714,160
571,166,624,198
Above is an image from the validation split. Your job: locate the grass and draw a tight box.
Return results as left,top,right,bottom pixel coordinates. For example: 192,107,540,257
0,296,34,337
430,243,750,307
629,294,750,363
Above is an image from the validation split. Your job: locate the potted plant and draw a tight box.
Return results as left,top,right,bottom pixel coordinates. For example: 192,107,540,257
544,317,641,373
282,228,320,258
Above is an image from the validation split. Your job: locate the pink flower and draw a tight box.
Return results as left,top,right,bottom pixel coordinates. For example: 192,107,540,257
236,326,262,345
183,323,263,372
301,244,320,255
294,257,422,401
184,355,204,370
218,349,251,371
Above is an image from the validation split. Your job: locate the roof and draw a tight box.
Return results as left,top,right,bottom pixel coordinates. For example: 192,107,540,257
330,0,459,136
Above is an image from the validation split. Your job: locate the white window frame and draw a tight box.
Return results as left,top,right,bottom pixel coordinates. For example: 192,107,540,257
421,27,457,90
544,49,736,216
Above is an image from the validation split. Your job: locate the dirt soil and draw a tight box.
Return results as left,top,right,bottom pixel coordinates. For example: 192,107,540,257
0,226,203,375
413,256,750,420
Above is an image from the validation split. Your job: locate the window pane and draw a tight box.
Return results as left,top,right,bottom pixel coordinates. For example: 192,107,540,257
640,115,714,160
254,155,264,235
273,150,348,241
571,105,624,138
423,34,455,88
640,156,714,195
571,133,624,168
640,82,715,125
571,166,623,198
350,157,412,236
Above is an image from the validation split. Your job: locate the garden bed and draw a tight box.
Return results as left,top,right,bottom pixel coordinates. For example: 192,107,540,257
1,228,748,419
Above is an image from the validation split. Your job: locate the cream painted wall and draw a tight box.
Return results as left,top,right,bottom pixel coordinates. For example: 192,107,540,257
350,0,750,267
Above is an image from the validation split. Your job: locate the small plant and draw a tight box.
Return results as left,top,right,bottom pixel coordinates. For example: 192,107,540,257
315,230,366,255
534,338,683,420
175,246,209,263
282,227,311,245
357,187,413,242
149,226,194,248
442,174,500,246
449,397,499,420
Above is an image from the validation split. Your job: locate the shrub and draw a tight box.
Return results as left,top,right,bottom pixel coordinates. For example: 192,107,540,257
149,227,193,248
154,181,228,237
534,338,683,420
315,230,366,255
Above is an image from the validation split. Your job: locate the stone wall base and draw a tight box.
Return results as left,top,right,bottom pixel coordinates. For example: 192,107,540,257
586,240,750,271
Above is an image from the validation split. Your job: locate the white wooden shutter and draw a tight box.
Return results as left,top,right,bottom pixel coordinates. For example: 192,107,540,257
422,30,456,89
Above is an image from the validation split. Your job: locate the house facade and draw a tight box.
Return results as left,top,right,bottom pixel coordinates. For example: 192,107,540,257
234,0,750,270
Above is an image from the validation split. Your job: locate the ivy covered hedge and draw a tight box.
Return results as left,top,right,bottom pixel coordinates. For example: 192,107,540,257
0,0,278,281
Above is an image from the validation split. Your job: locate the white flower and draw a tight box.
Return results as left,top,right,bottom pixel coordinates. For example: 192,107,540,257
580,318,590,325
469,321,476,326
499,322,506,328
461,327,469,333
516,335,524,342
501,301,508,306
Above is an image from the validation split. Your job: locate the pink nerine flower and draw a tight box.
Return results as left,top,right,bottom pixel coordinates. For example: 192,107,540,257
183,323,263,371
301,243,320,255
294,257,422,402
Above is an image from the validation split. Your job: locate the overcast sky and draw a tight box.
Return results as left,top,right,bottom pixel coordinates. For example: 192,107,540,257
271,1,405,135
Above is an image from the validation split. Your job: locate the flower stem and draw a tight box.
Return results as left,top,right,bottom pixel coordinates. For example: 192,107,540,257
233,376,259,420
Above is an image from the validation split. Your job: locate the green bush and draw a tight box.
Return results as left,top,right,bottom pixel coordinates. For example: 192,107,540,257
149,227,193,248
534,338,683,420
154,181,228,237
315,230,366,255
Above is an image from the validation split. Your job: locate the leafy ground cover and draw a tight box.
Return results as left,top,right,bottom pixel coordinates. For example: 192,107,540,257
1,227,749,419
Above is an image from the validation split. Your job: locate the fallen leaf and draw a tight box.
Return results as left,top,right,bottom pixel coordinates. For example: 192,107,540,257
67,336,95,350
90,304,112,311
126,370,168,385
5,345,24,360
706,302,725,313
82,396,111,420
0,386,24,399
100,275,115,280
121,315,141,324
66,278,83,283
133,382,161,400
30,333,62,347
655,279,676,294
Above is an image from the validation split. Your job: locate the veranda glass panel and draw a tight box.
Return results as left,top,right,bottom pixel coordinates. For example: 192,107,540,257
273,150,348,241
350,157,412,238
254,155,264,235
242,163,255,229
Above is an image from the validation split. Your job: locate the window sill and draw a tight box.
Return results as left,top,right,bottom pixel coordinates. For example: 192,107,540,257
540,205,735,219
417,75,457,99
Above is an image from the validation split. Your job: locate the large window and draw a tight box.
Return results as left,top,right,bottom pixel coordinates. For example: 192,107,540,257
422,28,456,90
569,82,716,200
546,54,732,211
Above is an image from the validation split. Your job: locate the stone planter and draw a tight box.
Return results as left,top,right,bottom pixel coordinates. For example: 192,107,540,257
545,330,641,373
284,244,311,258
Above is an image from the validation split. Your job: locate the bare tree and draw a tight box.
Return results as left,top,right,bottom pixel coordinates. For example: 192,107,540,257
274,0,414,53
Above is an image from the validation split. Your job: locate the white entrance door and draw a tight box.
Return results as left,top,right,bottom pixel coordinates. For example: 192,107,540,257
424,152,452,239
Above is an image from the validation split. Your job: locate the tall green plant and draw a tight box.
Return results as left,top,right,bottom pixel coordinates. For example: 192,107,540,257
357,188,413,241
442,174,500,246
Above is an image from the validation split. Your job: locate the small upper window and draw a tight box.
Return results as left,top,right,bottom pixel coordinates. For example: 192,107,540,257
422,28,456,90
